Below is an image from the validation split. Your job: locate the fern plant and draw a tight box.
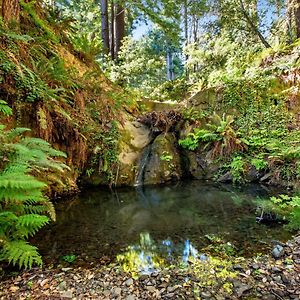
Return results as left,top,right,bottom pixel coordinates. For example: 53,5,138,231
0,115,66,268
0,100,12,116
179,114,247,157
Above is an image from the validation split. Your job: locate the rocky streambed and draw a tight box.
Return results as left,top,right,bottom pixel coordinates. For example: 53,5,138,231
1,234,300,300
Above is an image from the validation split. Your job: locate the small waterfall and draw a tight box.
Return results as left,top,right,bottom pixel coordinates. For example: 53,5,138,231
135,143,152,186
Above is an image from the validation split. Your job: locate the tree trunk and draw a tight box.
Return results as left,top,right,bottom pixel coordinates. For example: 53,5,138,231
110,0,115,60
100,0,110,55
115,1,125,59
239,0,271,48
183,0,189,78
295,0,300,38
289,0,300,39
166,50,174,80
2,0,20,23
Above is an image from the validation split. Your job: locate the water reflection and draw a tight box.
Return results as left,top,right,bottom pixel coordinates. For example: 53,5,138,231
117,232,205,275
31,182,292,265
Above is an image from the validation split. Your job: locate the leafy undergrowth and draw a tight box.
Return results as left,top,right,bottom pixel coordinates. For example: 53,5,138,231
180,45,300,187
0,5,140,270
0,5,140,192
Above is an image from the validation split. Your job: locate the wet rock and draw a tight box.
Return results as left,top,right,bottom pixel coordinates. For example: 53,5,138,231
246,166,264,182
272,245,285,259
143,133,183,185
218,171,233,183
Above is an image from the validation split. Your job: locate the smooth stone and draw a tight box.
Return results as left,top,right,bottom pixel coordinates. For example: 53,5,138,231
201,291,212,298
125,278,134,286
252,264,260,270
272,245,285,259
125,295,135,300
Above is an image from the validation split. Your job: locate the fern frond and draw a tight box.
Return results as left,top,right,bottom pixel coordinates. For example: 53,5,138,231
15,214,49,238
0,100,13,116
7,128,31,140
21,137,67,158
0,173,46,190
0,240,42,269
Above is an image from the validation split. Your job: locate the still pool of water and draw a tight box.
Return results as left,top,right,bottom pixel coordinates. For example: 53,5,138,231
32,181,292,265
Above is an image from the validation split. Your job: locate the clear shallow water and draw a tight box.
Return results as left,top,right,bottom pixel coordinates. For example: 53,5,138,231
32,181,292,265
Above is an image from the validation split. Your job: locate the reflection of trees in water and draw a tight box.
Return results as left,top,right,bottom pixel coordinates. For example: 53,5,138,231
117,232,202,275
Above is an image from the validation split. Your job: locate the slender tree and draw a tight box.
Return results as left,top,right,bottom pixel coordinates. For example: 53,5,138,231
239,0,271,48
287,0,300,39
100,0,110,55
110,0,115,59
115,0,125,58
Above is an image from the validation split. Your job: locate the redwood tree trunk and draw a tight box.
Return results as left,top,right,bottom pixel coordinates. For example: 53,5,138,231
2,0,20,23
100,0,110,55
115,1,125,59
110,0,115,60
287,0,300,40
294,0,300,38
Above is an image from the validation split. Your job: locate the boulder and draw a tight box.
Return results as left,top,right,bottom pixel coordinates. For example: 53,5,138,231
143,133,182,185
116,120,152,185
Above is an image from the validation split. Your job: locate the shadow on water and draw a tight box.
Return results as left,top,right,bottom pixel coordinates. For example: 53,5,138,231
31,181,292,266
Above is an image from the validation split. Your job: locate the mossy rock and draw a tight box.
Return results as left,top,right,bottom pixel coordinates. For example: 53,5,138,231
143,133,182,185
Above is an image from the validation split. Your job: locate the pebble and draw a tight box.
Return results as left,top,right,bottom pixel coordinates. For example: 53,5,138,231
9,286,19,292
272,245,285,259
125,278,134,286
201,291,212,298
146,286,157,293
111,287,122,297
60,290,73,298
